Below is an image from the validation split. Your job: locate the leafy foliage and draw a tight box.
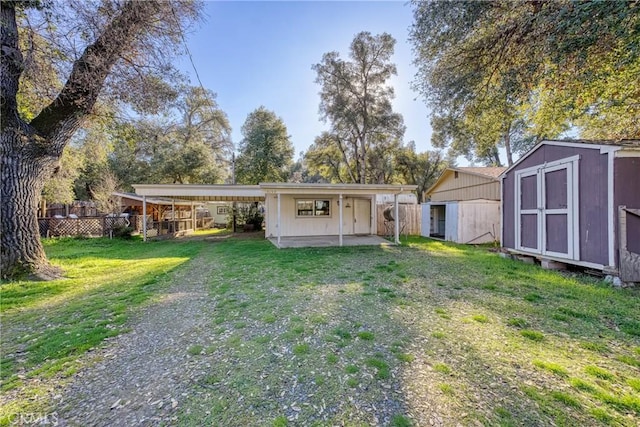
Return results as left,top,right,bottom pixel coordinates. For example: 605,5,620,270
410,0,640,165
235,107,294,184
312,32,405,183
108,86,231,189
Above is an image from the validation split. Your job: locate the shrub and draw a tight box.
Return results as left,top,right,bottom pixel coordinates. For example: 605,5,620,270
110,224,134,239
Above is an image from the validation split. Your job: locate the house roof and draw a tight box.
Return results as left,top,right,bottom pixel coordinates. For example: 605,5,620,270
131,183,417,202
425,167,506,196
260,183,416,196
500,139,640,177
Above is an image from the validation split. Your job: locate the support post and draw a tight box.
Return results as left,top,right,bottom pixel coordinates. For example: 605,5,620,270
191,201,195,230
339,194,343,246
277,193,281,247
394,193,400,245
370,196,376,235
142,196,147,242
172,199,175,233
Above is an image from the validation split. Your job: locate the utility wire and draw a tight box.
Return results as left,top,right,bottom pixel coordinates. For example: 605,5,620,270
170,4,235,178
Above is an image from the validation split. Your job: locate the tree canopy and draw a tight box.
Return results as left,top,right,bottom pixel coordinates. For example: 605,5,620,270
312,31,405,183
410,0,640,165
235,107,294,185
1,0,202,279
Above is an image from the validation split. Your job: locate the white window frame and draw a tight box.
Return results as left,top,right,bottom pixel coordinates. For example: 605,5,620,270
295,199,332,218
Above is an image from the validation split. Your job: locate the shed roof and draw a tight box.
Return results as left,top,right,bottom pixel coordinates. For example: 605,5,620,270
500,139,640,177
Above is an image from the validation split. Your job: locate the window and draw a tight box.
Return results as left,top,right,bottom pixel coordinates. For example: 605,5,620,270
296,199,330,217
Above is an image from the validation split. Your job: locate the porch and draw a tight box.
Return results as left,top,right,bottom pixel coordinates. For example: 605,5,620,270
268,234,393,249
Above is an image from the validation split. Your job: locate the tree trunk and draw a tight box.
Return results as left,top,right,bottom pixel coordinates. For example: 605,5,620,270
1,134,60,279
504,123,513,167
1,1,162,280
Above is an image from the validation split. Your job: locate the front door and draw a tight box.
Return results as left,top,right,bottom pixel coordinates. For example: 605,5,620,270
353,198,371,235
515,157,578,260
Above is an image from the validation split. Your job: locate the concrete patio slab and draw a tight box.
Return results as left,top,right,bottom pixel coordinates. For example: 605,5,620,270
268,235,393,248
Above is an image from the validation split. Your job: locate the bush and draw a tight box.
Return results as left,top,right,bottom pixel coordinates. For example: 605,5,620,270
227,203,264,231
110,224,134,239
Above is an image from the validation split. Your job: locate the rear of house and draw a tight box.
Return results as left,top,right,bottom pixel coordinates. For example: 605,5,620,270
501,139,640,281
421,167,505,244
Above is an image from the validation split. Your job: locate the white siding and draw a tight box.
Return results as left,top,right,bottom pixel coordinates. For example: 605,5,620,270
266,194,366,237
445,202,458,241
457,200,501,244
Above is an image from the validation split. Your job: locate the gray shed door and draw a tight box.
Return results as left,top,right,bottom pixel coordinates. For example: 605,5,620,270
515,156,579,260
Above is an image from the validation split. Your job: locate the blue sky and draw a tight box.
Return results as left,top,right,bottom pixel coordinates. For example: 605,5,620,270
177,1,433,159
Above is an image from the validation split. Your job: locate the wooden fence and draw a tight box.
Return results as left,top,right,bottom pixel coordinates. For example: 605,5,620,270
376,204,422,237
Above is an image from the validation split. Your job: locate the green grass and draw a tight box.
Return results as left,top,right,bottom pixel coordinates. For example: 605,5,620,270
533,360,569,377
584,365,615,381
433,363,451,374
292,343,310,355
357,331,375,341
4,235,640,427
188,345,204,356
0,237,205,423
520,330,545,341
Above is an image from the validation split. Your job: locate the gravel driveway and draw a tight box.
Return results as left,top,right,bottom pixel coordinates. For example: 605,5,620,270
56,250,218,426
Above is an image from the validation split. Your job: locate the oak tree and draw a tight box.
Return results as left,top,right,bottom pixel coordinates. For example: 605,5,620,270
1,0,201,279
312,32,405,184
410,0,640,165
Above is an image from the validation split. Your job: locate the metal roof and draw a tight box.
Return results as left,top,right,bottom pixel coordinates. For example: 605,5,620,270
131,183,416,202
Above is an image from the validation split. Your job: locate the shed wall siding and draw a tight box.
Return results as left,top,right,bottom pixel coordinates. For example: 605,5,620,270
503,144,609,265
458,201,501,244
428,171,500,202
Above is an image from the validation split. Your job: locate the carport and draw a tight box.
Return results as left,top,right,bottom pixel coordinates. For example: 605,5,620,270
132,183,416,247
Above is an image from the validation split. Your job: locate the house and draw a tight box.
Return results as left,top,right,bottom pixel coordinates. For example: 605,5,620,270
421,167,506,244
500,139,640,282
131,183,417,247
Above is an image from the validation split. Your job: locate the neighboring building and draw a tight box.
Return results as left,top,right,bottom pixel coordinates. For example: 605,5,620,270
421,167,505,244
501,139,640,281
132,183,417,247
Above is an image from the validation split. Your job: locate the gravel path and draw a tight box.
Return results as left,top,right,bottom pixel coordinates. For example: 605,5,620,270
57,249,218,426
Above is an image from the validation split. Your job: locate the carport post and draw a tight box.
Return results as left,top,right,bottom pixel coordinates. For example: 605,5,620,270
277,193,281,247
142,195,147,242
394,193,400,245
191,201,195,230
339,194,343,246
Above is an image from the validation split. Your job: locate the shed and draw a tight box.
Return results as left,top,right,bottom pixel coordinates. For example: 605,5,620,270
501,139,640,281
421,167,505,244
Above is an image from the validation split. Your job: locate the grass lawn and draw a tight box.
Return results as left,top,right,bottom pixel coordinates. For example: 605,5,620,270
1,235,639,426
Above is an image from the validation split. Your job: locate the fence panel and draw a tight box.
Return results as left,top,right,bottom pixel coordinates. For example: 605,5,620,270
376,204,421,237
39,217,104,237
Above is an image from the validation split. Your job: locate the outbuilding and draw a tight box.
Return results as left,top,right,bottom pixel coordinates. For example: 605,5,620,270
421,167,505,244
500,139,640,281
